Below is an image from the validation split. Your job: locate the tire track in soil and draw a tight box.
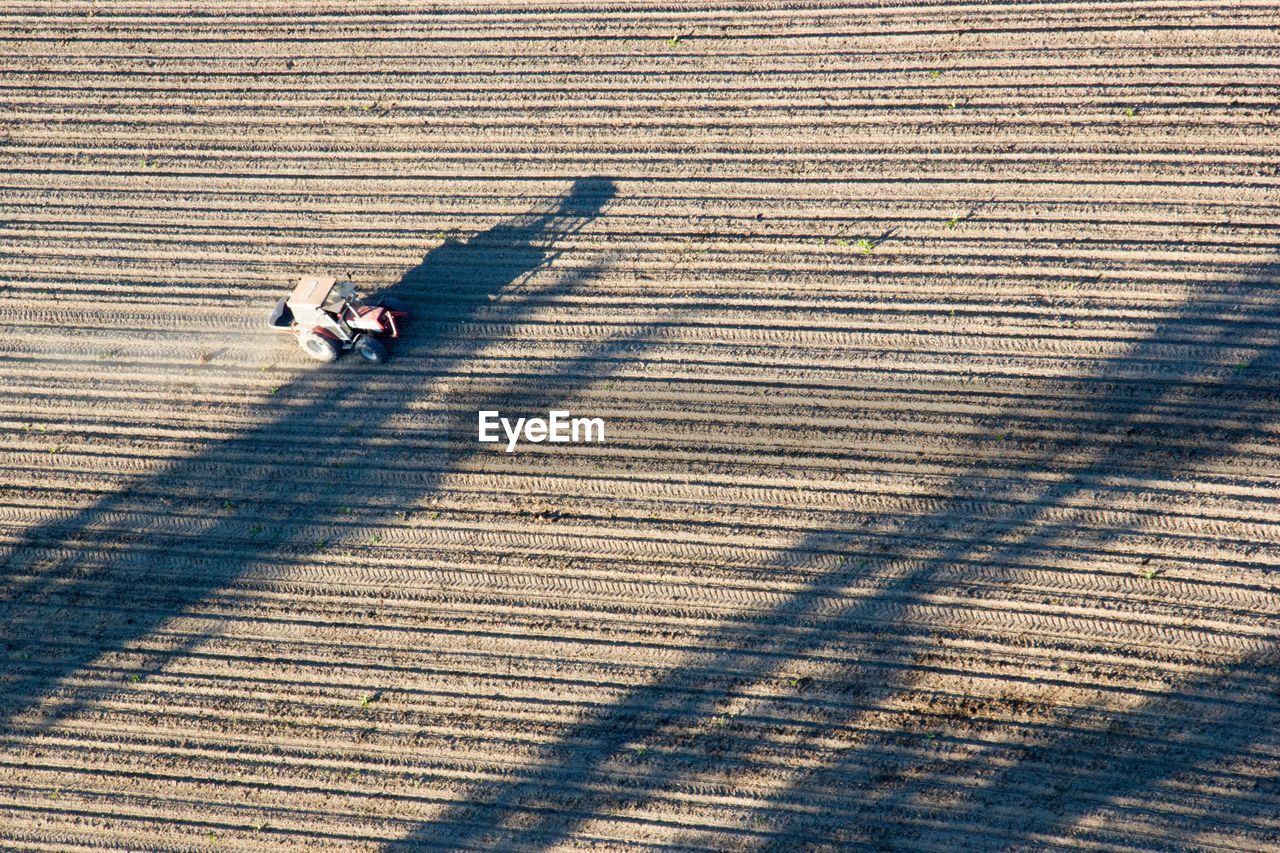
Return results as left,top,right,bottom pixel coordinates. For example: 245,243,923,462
388,254,1280,850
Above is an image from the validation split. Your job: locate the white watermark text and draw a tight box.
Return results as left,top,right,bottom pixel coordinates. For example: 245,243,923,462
478,410,605,452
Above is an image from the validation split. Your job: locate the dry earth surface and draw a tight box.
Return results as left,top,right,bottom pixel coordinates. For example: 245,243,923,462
2,1,1280,850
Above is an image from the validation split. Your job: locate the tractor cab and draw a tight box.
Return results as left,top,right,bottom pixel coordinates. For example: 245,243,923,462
286,276,353,335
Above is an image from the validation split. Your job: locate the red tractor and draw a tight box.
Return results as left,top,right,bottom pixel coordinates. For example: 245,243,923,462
267,276,407,363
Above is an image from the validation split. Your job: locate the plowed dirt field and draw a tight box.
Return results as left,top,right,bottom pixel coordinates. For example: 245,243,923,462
3,2,1280,850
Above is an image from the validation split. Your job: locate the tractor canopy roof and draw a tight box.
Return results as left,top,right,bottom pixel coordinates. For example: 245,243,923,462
289,276,355,312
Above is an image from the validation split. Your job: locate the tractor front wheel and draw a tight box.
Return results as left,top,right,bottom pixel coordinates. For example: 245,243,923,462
299,330,340,362
355,336,388,364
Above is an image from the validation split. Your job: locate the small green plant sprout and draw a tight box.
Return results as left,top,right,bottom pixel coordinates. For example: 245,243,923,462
207,832,217,842
250,523,263,535
367,533,381,545
221,500,235,511
855,238,876,255
128,673,142,683
834,238,849,247
945,214,963,229
1123,106,1137,117
1143,567,1161,580
666,33,682,46
48,445,65,454
1236,359,1250,371
929,69,942,78
314,537,328,549
360,692,375,708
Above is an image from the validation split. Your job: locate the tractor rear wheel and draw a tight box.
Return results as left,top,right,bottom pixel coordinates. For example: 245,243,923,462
299,330,340,362
355,336,388,364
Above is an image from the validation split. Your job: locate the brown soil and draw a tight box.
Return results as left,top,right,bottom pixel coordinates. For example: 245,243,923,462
2,2,1279,850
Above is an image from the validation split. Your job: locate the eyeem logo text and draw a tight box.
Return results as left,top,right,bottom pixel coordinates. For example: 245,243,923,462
478,410,606,452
